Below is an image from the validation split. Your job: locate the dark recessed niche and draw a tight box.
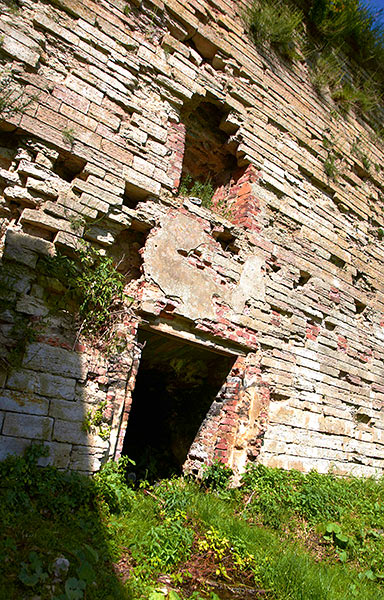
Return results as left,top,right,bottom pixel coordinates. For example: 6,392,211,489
355,412,372,425
325,321,336,331
179,100,240,198
212,228,239,254
0,132,17,170
122,181,149,209
269,392,290,402
122,328,236,480
354,299,366,314
53,154,86,182
329,254,346,269
294,270,311,288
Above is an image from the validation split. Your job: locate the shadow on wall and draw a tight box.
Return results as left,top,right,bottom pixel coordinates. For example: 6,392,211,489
0,230,136,597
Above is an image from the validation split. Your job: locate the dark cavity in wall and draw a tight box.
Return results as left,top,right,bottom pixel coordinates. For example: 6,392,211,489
180,100,239,193
122,329,236,480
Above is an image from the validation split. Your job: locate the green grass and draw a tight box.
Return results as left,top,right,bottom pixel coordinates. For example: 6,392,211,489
244,0,303,60
244,0,384,127
2,449,384,599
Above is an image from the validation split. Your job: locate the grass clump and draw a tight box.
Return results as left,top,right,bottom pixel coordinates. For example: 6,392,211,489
244,0,384,127
243,0,303,60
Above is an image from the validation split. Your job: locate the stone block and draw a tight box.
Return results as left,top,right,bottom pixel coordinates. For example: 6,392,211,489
0,35,40,67
0,435,31,460
3,186,39,207
3,230,54,268
37,441,72,469
20,209,73,234
22,343,87,380
123,166,161,196
0,264,33,295
15,295,50,317
0,169,20,186
3,413,53,440
0,389,49,415
26,177,70,198
70,444,108,472
53,418,94,445
49,398,90,421
7,369,77,400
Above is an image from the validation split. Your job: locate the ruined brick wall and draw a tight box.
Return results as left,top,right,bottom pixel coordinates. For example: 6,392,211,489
1,0,384,477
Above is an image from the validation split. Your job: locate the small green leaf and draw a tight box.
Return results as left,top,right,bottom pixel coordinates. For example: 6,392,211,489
148,592,166,600
337,550,347,562
77,560,96,585
363,569,377,581
65,577,86,600
18,568,40,586
326,522,341,534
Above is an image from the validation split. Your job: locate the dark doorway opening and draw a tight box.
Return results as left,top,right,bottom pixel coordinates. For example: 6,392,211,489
122,329,236,480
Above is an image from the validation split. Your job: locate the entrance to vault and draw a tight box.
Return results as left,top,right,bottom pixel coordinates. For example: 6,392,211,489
122,329,236,480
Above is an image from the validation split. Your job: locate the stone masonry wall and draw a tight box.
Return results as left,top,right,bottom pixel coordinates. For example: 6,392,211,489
1,0,384,476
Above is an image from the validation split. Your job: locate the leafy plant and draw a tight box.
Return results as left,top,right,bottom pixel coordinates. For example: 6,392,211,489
82,400,111,440
324,152,338,179
0,69,37,117
310,48,344,94
38,242,132,345
93,456,136,514
18,551,48,587
179,174,214,208
139,516,194,570
201,459,233,491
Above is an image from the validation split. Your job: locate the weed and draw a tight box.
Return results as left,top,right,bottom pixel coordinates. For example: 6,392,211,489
82,400,111,440
0,0,20,14
4,452,384,599
38,241,133,347
201,459,233,491
179,174,214,208
351,136,371,171
62,127,75,147
244,0,303,60
93,455,136,514
324,153,338,179
0,70,37,117
310,48,344,94
68,213,86,233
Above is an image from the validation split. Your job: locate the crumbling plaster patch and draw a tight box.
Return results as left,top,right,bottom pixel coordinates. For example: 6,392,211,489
143,210,265,323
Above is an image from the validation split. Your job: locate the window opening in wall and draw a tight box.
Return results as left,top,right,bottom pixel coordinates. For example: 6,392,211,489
179,100,240,207
122,329,236,481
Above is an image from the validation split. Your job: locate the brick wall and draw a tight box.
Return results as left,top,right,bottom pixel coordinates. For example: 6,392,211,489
0,0,384,476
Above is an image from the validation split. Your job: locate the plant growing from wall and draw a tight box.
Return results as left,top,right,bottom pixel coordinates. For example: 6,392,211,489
244,0,384,129
351,136,371,172
38,241,133,348
62,127,75,147
179,174,214,208
82,400,111,440
0,69,37,117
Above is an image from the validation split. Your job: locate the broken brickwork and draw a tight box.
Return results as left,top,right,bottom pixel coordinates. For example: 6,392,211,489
1,0,384,477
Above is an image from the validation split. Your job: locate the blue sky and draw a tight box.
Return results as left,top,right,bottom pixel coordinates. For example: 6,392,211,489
367,0,384,23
